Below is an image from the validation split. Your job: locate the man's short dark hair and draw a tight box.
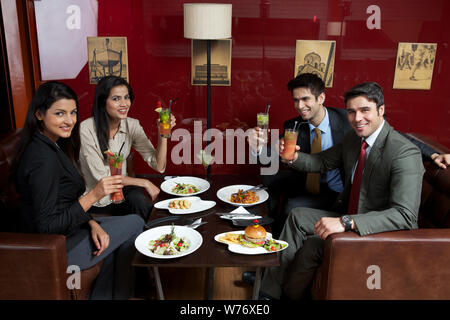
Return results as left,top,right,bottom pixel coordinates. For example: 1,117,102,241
343,82,385,108
287,73,325,99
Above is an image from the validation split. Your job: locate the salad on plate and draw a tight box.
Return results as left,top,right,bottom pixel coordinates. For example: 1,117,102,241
171,183,200,195
148,225,190,255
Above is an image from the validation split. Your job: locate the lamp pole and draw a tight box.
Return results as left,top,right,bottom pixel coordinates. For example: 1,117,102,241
206,39,211,177
183,3,232,179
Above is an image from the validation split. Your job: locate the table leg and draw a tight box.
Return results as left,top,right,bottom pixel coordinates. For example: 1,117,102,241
252,267,263,300
149,266,164,300
206,267,215,300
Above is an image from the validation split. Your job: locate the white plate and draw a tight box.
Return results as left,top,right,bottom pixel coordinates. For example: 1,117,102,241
216,184,269,207
135,226,203,259
154,196,216,214
161,176,210,197
214,231,288,255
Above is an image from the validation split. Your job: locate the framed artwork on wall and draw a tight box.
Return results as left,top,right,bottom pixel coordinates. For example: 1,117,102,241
294,40,336,88
191,39,232,86
87,36,129,84
393,42,437,90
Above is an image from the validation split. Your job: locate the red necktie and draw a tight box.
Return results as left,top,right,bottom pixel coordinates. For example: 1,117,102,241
348,140,369,214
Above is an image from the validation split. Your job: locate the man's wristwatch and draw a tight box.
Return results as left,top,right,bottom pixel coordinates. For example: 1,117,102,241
341,215,353,231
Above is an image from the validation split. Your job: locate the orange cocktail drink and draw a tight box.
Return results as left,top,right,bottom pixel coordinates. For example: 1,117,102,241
281,129,298,163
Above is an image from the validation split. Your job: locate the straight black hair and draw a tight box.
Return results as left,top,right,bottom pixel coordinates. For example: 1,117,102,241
343,81,385,109
10,81,80,180
287,73,325,99
92,76,134,160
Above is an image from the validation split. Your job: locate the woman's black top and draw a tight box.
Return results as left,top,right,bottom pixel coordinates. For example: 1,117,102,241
15,133,93,235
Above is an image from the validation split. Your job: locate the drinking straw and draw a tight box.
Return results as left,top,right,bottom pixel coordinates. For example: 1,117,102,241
293,120,298,131
168,97,179,115
265,103,271,114
118,141,125,156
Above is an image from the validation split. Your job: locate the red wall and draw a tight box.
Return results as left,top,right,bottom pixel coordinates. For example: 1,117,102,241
60,0,450,175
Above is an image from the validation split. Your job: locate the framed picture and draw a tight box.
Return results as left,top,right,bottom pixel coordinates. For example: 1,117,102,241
393,42,437,90
87,36,129,84
191,39,232,86
294,40,336,88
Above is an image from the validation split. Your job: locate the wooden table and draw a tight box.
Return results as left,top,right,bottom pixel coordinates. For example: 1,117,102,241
132,174,280,300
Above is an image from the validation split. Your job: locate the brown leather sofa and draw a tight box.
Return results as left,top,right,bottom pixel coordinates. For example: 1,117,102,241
0,129,102,299
312,133,450,299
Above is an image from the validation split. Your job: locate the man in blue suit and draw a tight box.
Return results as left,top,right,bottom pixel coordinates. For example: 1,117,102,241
250,73,351,237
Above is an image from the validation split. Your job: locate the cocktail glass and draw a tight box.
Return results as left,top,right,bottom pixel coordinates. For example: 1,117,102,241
257,112,269,143
281,129,299,163
108,155,125,204
159,108,171,138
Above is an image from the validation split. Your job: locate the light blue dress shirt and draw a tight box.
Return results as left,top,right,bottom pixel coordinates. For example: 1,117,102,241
308,108,343,193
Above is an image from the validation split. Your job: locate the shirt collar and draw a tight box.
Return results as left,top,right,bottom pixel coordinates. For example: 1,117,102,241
308,107,329,134
117,119,127,134
364,119,385,148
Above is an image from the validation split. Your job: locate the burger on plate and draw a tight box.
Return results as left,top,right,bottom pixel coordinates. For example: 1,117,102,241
240,224,267,247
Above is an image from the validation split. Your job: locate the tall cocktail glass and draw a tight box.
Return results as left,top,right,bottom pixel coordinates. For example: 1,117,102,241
108,154,125,204
159,108,171,138
281,129,298,163
257,112,269,143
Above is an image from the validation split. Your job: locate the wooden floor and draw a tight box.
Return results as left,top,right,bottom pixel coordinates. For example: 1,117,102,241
135,266,256,300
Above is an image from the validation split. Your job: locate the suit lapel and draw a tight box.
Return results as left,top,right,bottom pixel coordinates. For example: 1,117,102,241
344,133,362,183
298,121,311,154
35,133,83,183
328,107,344,145
363,121,391,184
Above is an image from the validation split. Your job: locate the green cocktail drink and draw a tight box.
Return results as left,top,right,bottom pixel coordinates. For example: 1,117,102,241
159,108,171,138
257,112,269,143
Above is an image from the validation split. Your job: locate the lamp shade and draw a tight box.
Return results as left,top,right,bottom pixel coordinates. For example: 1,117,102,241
184,3,232,39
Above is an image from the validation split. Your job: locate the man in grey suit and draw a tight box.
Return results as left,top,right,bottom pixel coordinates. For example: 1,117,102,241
260,81,425,300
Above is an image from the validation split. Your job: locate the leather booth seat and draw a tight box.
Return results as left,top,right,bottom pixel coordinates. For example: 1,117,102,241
312,133,450,299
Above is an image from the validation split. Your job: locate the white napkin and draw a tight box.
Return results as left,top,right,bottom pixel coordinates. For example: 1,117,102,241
220,206,262,220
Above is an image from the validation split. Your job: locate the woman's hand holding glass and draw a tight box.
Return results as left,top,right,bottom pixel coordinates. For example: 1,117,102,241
169,113,176,130
157,114,177,138
92,175,124,200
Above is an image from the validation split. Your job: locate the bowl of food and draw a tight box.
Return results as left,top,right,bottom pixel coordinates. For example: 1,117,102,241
216,184,269,207
161,176,210,197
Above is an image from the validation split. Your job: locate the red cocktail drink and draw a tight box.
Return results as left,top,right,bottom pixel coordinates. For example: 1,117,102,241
108,155,125,204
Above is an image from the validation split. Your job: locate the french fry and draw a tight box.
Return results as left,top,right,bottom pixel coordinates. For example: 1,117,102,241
219,233,241,245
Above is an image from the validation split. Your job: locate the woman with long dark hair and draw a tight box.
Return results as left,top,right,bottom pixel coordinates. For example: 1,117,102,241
10,81,144,299
79,75,175,219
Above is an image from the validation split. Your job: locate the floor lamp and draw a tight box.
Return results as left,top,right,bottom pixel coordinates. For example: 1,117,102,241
184,3,232,177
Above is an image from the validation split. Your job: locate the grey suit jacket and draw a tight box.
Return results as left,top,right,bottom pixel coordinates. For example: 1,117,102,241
291,121,425,236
